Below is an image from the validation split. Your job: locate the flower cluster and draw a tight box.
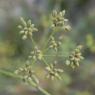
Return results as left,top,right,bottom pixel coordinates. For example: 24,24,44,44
16,10,84,95
51,10,71,31
46,62,63,80
66,45,84,69
49,36,61,52
18,17,38,40
15,63,39,84
28,47,43,61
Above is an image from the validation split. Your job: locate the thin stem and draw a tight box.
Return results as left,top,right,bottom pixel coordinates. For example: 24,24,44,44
43,54,66,57
29,80,51,95
0,70,51,95
43,31,55,53
42,57,49,66
37,86,51,95
0,69,22,79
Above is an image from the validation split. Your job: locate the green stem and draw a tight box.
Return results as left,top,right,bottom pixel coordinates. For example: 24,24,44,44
42,57,49,66
0,70,51,95
43,31,55,53
0,69,21,79
43,54,66,57
37,86,51,95
29,80,51,95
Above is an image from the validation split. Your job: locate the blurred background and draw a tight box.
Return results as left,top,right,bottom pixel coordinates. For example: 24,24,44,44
0,0,95,95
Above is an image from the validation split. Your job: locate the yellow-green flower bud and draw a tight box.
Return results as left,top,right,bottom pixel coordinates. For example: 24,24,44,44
66,45,84,69
18,17,38,40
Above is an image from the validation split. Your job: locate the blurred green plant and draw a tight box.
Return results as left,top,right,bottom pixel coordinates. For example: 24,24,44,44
0,10,84,95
